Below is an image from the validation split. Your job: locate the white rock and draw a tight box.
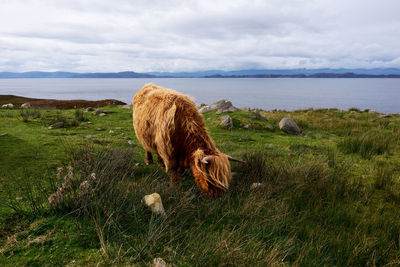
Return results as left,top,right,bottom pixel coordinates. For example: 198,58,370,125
21,103,31,109
109,130,114,134
128,140,133,145
142,193,166,216
99,113,107,117
2,103,13,109
250,183,264,189
153,257,166,267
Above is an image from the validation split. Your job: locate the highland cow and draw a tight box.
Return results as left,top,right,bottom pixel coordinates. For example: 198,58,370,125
132,83,240,197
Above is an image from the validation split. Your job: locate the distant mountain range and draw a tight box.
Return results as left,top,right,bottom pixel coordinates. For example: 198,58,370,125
1,69,400,78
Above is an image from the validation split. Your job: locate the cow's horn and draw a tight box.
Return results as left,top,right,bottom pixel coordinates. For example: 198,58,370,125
201,156,213,164
227,155,246,164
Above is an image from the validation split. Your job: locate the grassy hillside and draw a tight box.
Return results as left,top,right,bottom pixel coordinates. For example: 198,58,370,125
0,105,399,266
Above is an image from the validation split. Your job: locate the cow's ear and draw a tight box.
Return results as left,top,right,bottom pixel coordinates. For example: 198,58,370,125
201,156,213,164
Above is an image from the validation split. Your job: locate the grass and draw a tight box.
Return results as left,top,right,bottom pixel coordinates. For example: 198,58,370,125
0,105,400,266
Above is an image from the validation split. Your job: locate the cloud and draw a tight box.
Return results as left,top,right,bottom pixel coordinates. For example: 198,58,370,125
0,0,399,72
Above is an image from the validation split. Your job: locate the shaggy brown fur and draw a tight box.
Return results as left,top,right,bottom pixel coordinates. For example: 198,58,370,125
132,83,231,197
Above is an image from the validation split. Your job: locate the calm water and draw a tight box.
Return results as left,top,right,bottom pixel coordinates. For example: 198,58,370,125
0,78,399,113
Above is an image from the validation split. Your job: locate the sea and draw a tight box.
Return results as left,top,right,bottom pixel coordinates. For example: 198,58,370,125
0,78,399,113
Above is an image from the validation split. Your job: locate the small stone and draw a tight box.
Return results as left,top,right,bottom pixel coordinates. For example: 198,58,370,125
128,140,133,145
220,115,233,129
96,128,104,131
379,114,392,118
102,110,116,114
121,104,131,109
92,110,103,115
250,183,264,189
243,124,250,129
142,193,166,216
87,121,92,124
153,257,166,267
49,121,64,129
99,113,107,117
109,130,114,134
135,162,140,167
28,235,47,246
21,103,31,109
0,133,7,137
254,109,268,121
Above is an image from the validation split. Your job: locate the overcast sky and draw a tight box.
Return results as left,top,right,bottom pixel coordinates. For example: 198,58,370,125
1,0,400,72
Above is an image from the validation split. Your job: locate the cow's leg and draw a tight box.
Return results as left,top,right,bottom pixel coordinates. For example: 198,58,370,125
168,168,180,185
157,154,165,168
145,151,153,165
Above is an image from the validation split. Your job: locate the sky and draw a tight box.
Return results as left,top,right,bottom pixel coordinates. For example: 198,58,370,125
1,0,400,73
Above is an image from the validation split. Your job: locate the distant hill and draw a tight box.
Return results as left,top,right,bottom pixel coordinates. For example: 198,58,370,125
1,69,400,78
0,71,155,79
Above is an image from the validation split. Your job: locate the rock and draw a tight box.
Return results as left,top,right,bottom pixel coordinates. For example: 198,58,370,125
266,126,275,132
85,134,94,139
241,107,251,111
0,133,7,137
102,110,116,114
121,104,132,109
153,257,166,267
49,121,64,129
220,115,233,129
199,99,238,114
109,130,114,134
87,121,92,124
28,235,47,246
21,103,31,109
99,113,107,117
379,114,392,118
250,183,264,189
243,124,250,129
128,140,133,145
2,103,14,109
279,118,301,135
86,107,94,112
96,128,104,131
142,193,166,216
253,109,268,121
92,110,103,115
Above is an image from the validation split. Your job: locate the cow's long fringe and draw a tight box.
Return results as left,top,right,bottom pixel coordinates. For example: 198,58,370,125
193,149,231,190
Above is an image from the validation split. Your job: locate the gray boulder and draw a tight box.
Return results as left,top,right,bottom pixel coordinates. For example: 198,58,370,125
279,118,301,135
199,100,239,114
220,115,233,129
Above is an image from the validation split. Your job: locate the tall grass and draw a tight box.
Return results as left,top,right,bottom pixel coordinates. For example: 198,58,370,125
338,130,393,158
